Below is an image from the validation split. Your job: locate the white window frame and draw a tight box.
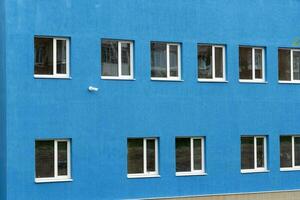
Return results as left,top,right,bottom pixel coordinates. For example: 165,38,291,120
280,136,300,171
127,138,159,178
35,139,72,183
151,43,182,81
34,37,70,79
279,49,300,84
198,45,226,82
241,136,268,173
239,47,265,83
101,40,134,80
176,137,206,176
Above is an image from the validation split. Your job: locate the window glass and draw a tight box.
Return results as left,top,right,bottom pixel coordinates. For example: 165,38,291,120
293,51,300,80
241,137,254,169
121,42,131,76
239,47,253,80
127,139,144,174
146,139,156,172
255,49,263,79
58,141,68,176
34,38,53,75
176,138,191,172
102,40,118,76
193,139,202,170
294,137,300,166
279,49,291,81
280,136,292,168
151,43,167,78
198,45,212,79
256,138,264,168
215,47,223,78
169,45,179,77
35,141,55,178
56,40,67,74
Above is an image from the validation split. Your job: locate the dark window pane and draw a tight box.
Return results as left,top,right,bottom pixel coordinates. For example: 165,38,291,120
293,51,300,80
121,42,131,76
241,137,254,169
34,38,53,75
198,45,212,79
193,139,202,170
255,49,263,79
279,49,291,81
56,40,67,74
58,141,68,176
295,137,300,166
239,47,253,79
215,47,223,78
280,136,292,168
127,139,144,174
169,45,179,77
256,138,265,168
151,43,167,78
35,141,54,178
176,138,191,172
101,40,118,76
146,139,156,172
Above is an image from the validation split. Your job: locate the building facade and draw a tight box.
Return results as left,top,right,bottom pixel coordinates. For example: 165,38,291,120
1,0,300,199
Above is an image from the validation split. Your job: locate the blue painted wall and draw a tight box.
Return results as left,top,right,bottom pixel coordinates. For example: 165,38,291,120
0,0,6,200
4,0,300,199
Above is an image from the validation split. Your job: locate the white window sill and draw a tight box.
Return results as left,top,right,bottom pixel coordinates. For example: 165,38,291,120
280,168,300,172
239,80,267,84
127,174,160,179
101,76,135,81
278,81,300,84
34,75,71,79
35,178,73,183
151,78,183,82
241,169,269,174
197,79,228,83
176,172,207,177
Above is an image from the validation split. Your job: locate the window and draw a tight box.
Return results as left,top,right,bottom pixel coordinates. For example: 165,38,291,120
280,136,300,170
176,137,205,176
241,136,267,173
151,42,181,80
34,37,70,78
101,40,133,79
279,49,300,82
239,46,265,82
198,44,226,81
35,139,71,182
127,138,159,178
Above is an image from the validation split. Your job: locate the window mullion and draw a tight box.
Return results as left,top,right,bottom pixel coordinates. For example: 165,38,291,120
54,140,58,178
155,139,158,173
130,42,133,78
190,138,194,172
264,137,267,169
292,136,295,167
291,50,294,81
222,46,226,79
166,44,170,78
177,45,181,80
143,139,147,174
262,49,265,81
118,42,122,77
202,138,205,172
254,137,257,169
212,46,215,79
252,48,255,80
67,141,71,177
53,39,57,75
66,39,70,77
